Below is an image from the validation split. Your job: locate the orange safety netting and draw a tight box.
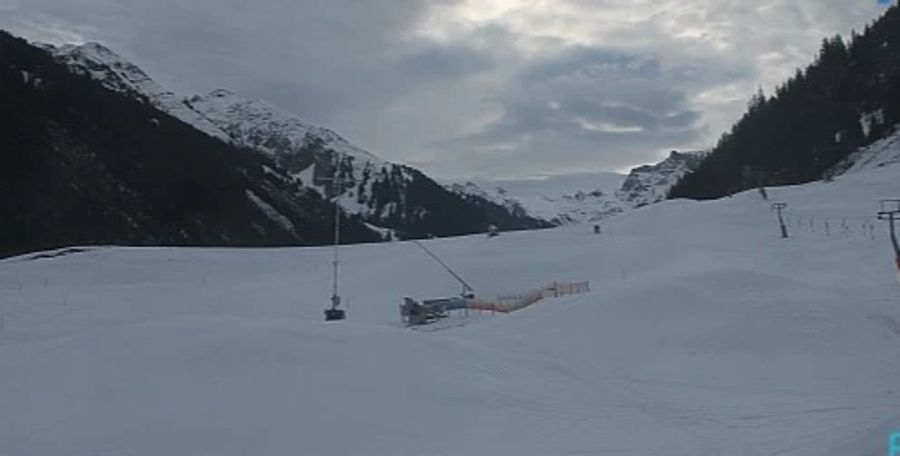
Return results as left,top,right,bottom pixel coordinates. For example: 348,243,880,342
466,281,591,313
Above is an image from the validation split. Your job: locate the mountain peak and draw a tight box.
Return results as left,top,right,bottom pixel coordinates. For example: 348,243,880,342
617,150,703,207
43,42,233,143
44,41,121,64
62,41,118,58
44,40,383,164
44,41,154,93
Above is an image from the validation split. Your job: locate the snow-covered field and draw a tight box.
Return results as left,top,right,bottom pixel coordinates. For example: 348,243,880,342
2,165,900,455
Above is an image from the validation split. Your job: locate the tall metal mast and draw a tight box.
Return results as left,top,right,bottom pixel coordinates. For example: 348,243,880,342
325,154,346,321
878,199,900,277
772,203,789,238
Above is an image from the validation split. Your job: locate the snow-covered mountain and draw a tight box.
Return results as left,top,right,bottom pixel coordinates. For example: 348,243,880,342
44,42,232,143
42,41,548,237
1,32,391,256
186,89,381,165
184,88,390,203
616,150,704,207
446,153,703,225
41,40,700,231
446,172,626,225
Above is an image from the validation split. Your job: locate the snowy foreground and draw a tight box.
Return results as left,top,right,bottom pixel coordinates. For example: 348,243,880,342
2,167,900,455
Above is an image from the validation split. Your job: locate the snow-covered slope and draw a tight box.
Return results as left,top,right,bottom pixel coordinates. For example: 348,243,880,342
829,126,900,176
2,160,898,456
42,41,546,236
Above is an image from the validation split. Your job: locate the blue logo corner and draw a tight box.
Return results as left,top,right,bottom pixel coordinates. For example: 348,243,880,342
890,431,900,456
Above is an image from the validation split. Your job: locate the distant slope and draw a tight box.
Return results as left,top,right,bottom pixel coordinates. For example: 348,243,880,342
670,4,900,200
42,41,550,238
446,152,701,225
0,31,382,258
826,126,900,176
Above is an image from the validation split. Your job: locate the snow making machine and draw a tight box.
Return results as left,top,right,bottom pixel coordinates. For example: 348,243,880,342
400,296,468,326
401,240,475,327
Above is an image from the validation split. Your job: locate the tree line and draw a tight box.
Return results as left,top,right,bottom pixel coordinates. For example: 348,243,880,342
670,4,900,200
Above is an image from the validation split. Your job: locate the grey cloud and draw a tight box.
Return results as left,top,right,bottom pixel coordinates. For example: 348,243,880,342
520,47,661,84
421,41,707,176
398,45,494,77
2,0,440,117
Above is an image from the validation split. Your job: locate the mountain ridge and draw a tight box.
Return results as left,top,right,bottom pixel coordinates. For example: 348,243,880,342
41,40,550,238
36,39,708,232
0,31,385,258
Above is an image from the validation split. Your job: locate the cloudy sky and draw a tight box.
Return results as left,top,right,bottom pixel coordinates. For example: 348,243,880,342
0,0,893,178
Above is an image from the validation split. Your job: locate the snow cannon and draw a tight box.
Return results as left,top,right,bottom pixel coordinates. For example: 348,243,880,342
400,296,466,326
403,240,475,326
324,294,346,321
487,224,500,238
324,308,346,321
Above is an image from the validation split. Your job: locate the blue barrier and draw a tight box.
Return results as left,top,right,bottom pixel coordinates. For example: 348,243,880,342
423,296,467,311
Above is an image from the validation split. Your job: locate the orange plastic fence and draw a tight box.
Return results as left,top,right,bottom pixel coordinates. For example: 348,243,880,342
466,281,590,313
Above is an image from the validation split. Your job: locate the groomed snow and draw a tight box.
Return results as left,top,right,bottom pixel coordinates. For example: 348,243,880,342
1,165,899,455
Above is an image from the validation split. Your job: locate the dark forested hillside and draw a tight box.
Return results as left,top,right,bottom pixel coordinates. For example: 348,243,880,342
374,165,544,236
670,4,900,200
0,31,382,258
44,43,551,240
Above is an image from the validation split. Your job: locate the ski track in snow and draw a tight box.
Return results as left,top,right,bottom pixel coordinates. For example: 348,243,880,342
1,165,900,455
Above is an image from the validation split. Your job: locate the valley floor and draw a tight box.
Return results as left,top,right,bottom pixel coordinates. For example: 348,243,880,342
1,165,899,455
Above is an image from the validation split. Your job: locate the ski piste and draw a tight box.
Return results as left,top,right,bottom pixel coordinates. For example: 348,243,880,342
2,156,899,455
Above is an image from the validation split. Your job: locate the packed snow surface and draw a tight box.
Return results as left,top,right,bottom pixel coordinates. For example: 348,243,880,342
2,165,900,455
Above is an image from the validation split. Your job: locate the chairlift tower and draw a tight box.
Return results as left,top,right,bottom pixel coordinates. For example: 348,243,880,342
323,154,347,321
772,203,789,239
877,199,900,273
